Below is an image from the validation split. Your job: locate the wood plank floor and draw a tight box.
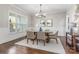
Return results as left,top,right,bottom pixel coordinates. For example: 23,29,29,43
0,36,79,54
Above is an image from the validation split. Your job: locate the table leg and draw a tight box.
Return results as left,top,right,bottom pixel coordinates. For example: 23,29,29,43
46,37,50,43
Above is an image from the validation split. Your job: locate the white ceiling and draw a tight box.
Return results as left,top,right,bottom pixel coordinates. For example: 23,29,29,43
14,4,74,15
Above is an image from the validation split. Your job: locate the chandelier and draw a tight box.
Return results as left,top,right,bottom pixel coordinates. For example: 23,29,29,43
35,4,46,18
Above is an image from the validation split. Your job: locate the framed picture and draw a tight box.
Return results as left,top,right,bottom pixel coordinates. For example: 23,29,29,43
40,19,52,27
40,20,46,26
46,20,52,27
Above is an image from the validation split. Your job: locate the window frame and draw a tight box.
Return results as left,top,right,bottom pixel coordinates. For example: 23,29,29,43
8,11,28,34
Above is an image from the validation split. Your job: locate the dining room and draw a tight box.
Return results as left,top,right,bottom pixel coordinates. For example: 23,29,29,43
1,1,79,59
14,4,68,54
0,4,78,54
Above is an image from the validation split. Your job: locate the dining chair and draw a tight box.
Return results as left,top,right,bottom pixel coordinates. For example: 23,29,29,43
36,32,47,46
74,35,79,51
66,32,73,47
48,31,58,44
26,31,36,44
66,32,79,52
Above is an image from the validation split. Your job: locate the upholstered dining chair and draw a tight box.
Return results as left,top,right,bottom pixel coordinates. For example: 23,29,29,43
74,35,79,51
26,31,36,44
66,32,73,47
48,31,58,44
36,32,47,46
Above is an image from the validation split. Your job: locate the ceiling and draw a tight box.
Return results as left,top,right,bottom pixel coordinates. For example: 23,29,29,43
14,4,74,15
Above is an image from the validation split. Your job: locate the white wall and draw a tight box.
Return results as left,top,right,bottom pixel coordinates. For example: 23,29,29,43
50,13,66,36
0,5,31,44
0,5,9,27
29,13,66,36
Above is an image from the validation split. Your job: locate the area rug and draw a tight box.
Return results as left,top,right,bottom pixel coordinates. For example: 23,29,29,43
15,38,65,54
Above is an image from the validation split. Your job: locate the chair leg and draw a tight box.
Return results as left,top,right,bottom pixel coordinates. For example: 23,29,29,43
27,39,29,44
44,40,45,46
32,40,34,44
37,39,38,45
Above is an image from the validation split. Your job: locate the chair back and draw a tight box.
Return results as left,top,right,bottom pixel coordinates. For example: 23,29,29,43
27,31,35,39
37,32,46,40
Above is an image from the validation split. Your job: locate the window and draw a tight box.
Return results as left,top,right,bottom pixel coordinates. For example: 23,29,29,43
9,13,28,33
9,13,16,32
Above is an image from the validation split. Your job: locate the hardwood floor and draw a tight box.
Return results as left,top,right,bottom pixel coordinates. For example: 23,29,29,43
0,36,79,54
60,36,79,54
